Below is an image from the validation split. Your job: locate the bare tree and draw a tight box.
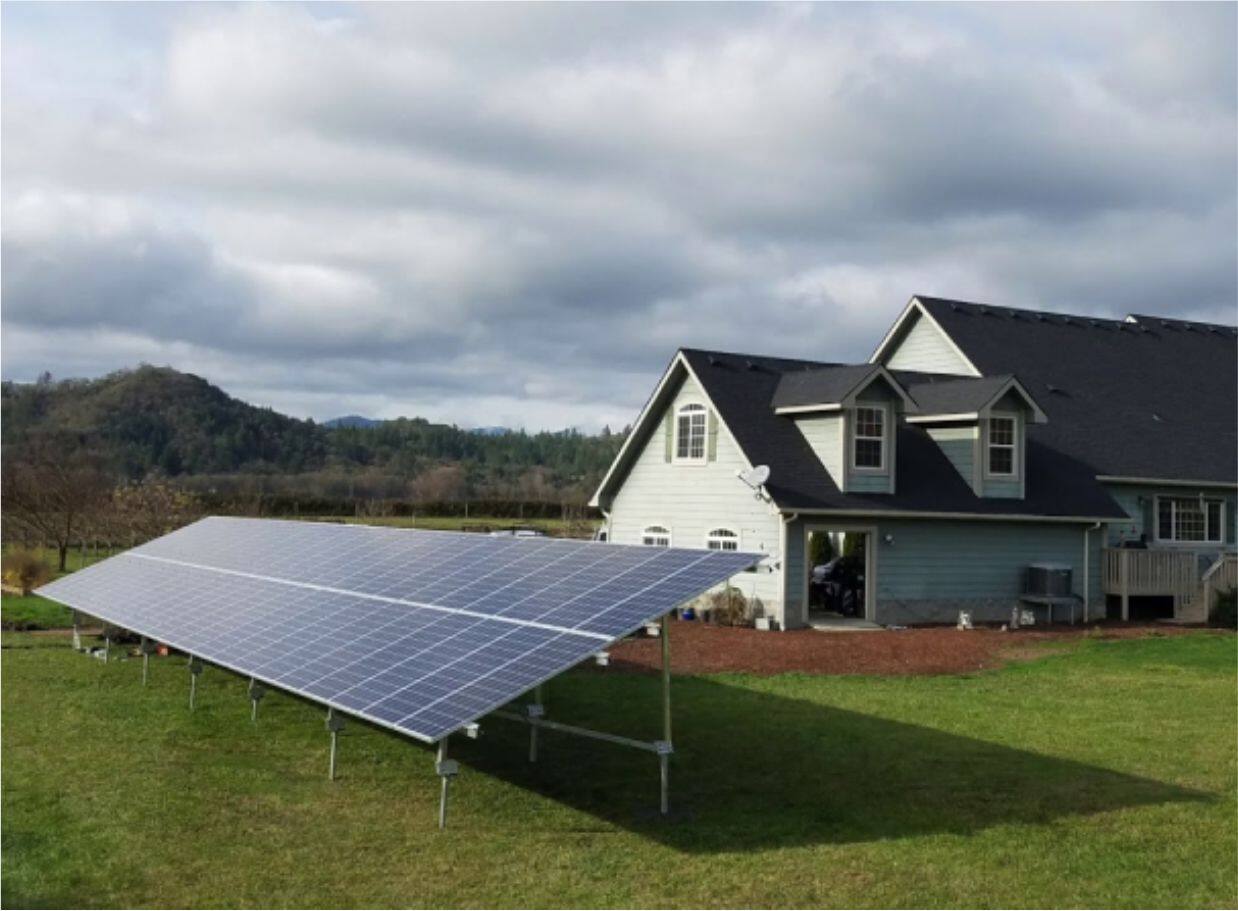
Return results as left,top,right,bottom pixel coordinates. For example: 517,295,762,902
2,438,112,571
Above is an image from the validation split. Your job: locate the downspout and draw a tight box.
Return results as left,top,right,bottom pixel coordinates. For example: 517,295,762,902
600,508,611,542
1082,521,1102,623
780,512,799,630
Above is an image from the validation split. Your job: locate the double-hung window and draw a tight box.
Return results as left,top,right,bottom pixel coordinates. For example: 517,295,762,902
852,406,885,470
675,404,707,462
987,415,1017,477
1156,497,1224,544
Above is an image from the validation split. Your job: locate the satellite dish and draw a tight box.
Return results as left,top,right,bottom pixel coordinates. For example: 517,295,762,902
738,465,771,490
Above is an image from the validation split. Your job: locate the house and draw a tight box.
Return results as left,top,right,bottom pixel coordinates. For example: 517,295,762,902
590,296,1238,628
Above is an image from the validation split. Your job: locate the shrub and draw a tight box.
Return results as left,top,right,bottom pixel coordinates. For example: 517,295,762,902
1,548,53,595
1210,587,1237,629
706,586,751,627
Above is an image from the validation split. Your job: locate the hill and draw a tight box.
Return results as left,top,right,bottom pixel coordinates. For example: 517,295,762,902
1,367,625,504
323,415,383,429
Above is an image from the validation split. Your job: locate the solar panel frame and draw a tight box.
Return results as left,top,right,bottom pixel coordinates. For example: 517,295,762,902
37,517,762,742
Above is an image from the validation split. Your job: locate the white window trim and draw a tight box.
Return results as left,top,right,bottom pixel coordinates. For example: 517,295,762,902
704,527,741,551
984,412,1020,480
1153,495,1226,546
673,402,709,465
850,403,888,473
641,524,673,547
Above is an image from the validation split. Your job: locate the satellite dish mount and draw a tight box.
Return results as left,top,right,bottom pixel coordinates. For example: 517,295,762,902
737,465,772,502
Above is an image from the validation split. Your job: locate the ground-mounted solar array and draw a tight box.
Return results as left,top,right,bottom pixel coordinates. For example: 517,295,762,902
37,517,760,741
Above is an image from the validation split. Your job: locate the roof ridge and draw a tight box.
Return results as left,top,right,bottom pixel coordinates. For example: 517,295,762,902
918,294,1237,332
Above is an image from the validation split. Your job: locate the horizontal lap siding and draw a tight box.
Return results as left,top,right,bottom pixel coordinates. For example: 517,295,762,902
608,373,785,619
886,312,973,375
874,519,1101,603
1105,483,1238,549
795,415,843,486
926,427,976,489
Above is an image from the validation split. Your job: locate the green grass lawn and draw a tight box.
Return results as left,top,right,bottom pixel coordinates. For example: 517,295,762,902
2,623,1234,908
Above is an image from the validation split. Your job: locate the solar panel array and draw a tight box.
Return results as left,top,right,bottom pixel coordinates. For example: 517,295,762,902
37,517,760,741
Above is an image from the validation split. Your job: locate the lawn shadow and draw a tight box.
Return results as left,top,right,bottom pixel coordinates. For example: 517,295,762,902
451,673,1210,853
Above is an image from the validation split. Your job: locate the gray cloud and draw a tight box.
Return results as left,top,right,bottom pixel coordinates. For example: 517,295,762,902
2,2,1234,430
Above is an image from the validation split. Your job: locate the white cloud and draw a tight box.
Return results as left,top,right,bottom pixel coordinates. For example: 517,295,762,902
2,2,1234,429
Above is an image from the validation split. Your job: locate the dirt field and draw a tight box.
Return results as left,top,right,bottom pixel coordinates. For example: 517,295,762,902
609,619,1224,676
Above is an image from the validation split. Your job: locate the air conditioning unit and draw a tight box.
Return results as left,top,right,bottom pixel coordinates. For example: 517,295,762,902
1026,563,1072,597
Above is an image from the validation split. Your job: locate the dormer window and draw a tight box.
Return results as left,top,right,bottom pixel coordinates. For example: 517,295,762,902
986,414,1018,477
675,403,707,462
852,406,886,470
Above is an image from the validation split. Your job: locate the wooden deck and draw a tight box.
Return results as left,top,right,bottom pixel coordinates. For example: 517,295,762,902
1102,548,1237,622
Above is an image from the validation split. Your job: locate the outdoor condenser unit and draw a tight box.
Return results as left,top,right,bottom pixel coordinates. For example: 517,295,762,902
1025,562,1073,597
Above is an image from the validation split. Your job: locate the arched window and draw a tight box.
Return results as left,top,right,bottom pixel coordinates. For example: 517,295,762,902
705,528,739,551
675,403,708,462
642,525,672,547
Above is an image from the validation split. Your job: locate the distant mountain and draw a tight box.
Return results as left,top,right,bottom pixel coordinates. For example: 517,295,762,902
1,365,324,477
1,366,626,498
323,415,383,429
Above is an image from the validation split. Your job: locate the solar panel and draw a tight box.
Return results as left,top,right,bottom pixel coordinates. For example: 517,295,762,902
37,517,760,742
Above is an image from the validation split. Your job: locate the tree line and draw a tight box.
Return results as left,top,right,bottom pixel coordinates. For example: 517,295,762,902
2,366,628,515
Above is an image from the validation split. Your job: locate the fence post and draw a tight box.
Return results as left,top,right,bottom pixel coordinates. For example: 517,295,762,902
1120,550,1130,621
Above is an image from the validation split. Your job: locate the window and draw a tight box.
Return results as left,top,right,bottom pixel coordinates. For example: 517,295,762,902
1156,497,1224,544
675,404,707,462
642,525,671,547
705,528,739,551
852,406,885,470
987,415,1017,477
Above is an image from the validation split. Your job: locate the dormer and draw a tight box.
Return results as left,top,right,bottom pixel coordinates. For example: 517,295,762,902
906,375,1047,499
773,364,916,494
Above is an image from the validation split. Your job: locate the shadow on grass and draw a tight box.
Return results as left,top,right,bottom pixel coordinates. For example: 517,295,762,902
450,673,1209,852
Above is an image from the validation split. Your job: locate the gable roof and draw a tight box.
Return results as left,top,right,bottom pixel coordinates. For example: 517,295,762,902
909,296,1238,484
904,374,1047,423
771,363,916,413
674,348,1124,519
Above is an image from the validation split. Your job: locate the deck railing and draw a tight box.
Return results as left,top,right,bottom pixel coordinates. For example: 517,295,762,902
1102,548,1202,620
1201,554,1238,620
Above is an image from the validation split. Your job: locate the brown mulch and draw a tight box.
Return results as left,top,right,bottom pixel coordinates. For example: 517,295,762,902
608,619,1224,677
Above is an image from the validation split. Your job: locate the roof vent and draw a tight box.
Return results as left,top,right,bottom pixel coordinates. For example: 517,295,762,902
1152,412,1163,422
1036,314,1047,321
708,355,720,367
978,306,989,315
745,359,761,371
1061,316,1073,325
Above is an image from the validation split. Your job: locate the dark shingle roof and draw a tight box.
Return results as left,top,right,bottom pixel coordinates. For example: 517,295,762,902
904,374,1023,415
771,363,882,409
914,297,1238,483
680,349,1125,518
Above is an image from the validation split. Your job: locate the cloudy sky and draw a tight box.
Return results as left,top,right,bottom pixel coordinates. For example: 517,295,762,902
3,3,1235,431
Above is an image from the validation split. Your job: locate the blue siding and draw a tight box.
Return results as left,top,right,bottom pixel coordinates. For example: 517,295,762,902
874,518,1101,605
982,478,1022,499
849,473,892,493
926,427,975,489
1104,483,1237,549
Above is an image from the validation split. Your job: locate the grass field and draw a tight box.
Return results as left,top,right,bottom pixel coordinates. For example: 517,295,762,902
2,610,1234,908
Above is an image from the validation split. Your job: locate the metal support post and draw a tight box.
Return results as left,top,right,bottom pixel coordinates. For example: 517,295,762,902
140,637,156,686
659,613,673,815
103,633,111,664
528,684,545,763
249,678,266,722
435,737,459,830
326,708,345,780
188,656,204,711
71,610,82,652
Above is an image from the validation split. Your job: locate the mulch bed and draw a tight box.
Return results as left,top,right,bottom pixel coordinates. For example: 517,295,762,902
608,619,1223,677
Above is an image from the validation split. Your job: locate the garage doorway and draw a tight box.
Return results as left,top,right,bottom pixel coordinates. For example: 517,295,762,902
803,525,877,626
